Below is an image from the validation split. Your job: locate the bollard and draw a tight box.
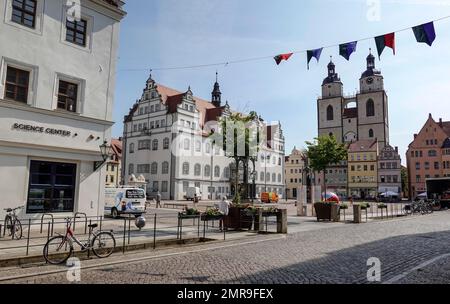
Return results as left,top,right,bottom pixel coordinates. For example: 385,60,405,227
353,205,362,223
26,219,31,256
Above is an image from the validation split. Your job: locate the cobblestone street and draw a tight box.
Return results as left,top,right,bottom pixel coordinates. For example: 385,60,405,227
2,211,450,284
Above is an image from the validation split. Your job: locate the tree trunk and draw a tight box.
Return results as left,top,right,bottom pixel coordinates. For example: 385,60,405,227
323,167,327,202
234,158,239,200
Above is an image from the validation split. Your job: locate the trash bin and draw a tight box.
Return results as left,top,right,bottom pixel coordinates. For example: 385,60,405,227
353,205,362,223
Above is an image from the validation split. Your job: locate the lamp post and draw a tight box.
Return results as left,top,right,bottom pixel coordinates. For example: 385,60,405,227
94,140,113,171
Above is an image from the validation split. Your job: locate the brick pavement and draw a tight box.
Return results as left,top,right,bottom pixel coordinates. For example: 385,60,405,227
3,210,450,284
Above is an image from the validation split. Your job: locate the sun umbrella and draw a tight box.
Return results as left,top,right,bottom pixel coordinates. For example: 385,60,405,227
322,192,340,203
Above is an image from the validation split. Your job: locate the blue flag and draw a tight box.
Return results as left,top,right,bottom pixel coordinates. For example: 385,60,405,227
339,41,357,61
307,48,323,70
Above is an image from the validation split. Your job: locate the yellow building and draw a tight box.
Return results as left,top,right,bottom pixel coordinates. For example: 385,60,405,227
106,138,122,187
285,147,306,199
348,139,378,199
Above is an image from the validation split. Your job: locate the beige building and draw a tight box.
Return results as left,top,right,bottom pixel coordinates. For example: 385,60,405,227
285,147,305,199
106,138,122,187
348,139,379,199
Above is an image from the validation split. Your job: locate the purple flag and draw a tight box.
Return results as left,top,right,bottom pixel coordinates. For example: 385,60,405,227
413,22,436,46
307,48,323,70
339,41,357,61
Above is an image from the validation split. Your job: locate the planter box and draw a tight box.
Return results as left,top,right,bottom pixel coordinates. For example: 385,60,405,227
224,207,253,230
201,214,223,221
314,203,340,222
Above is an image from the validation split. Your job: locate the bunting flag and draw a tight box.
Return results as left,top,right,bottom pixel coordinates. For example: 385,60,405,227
307,48,323,69
339,41,357,61
413,22,436,46
274,53,293,65
375,32,396,59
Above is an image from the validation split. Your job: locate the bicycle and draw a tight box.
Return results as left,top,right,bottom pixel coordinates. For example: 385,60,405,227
43,218,116,265
3,206,24,240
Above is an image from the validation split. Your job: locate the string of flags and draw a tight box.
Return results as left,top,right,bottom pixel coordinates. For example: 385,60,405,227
120,16,449,73
274,20,438,68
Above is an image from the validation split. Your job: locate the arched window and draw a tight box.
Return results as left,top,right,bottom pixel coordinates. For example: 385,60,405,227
163,138,170,150
366,99,375,117
182,162,189,175
260,172,264,181
151,162,158,175
369,129,374,138
194,164,201,176
129,143,135,153
327,105,334,121
214,166,220,178
183,138,190,150
278,174,282,183
204,165,211,177
266,173,270,182
205,143,211,154
195,141,201,152
224,167,230,179
162,162,169,174
278,158,282,166
152,139,158,151
272,173,276,182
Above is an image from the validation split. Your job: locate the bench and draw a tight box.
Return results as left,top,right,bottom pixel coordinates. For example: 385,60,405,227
163,203,188,210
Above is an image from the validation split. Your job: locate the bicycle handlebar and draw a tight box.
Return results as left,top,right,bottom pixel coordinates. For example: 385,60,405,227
3,206,24,212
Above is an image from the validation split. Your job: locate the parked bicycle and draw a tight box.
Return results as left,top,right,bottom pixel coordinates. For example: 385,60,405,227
3,206,24,240
43,218,116,265
411,200,434,215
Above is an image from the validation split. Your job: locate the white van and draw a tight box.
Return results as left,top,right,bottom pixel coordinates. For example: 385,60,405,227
184,187,202,201
105,187,146,219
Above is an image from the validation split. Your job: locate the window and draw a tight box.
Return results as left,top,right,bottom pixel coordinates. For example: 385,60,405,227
138,140,150,150
366,99,375,117
214,166,220,178
152,139,158,151
183,182,189,192
428,150,437,157
182,162,189,175
278,174,282,183
260,172,265,181
57,80,78,112
162,162,169,174
369,129,374,138
66,18,87,46
194,164,201,176
204,165,211,177
206,143,211,154
415,162,420,170
163,138,170,150
11,0,36,28
434,162,439,170
151,162,158,175
184,138,190,150
380,176,385,183
129,143,135,153
5,66,29,103
195,141,201,152
272,173,276,182
152,181,159,192
137,164,150,174
27,161,76,213
161,181,168,193
129,164,134,175
326,105,334,121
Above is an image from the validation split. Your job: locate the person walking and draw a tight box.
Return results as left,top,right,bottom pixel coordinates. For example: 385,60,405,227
156,192,162,209
193,193,199,208
218,196,231,231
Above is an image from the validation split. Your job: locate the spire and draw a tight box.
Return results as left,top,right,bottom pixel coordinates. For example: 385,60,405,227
322,56,340,85
361,48,381,78
211,71,222,107
146,70,155,89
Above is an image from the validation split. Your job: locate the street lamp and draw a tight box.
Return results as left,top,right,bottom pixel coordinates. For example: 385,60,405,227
94,140,113,171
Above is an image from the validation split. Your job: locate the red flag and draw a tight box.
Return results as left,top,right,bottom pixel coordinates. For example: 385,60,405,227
384,32,395,55
274,53,293,65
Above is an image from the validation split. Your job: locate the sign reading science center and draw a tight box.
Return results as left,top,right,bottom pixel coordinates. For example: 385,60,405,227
12,123,72,137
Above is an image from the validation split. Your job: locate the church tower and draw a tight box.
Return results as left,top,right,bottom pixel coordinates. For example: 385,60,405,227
357,50,389,147
317,58,345,143
211,72,222,107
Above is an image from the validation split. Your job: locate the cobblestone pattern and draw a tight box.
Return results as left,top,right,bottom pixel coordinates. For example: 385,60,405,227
5,211,450,284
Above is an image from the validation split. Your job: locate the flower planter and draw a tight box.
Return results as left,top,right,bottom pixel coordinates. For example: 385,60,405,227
201,214,223,222
223,207,253,230
314,202,340,222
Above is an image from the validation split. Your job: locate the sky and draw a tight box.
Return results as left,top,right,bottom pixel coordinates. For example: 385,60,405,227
113,0,450,165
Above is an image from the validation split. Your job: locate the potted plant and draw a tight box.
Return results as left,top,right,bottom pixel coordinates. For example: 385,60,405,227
262,207,279,217
201,208,224,221
377,203,388,218
314,202,340,222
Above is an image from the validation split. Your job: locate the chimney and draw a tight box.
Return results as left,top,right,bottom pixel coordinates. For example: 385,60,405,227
414,134,418,139
439,118,443,127
395,146,398,153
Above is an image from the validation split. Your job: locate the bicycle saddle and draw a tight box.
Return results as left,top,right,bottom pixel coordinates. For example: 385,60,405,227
88,223,98,229
4,208,12,213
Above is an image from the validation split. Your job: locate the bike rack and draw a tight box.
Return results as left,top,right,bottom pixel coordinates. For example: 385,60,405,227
73,212,88,234
40,213,54,236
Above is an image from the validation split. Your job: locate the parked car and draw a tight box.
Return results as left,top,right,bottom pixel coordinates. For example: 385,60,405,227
105,187,146,219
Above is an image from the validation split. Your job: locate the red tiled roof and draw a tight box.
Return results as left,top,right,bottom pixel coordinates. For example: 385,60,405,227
343,108,357,119
348,139,378,153
111,138,122,158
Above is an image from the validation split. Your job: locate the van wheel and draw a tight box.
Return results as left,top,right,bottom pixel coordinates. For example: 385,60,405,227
111,208,119,219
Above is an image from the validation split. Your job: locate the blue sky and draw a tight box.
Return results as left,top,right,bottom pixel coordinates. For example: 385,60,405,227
113,0,450,165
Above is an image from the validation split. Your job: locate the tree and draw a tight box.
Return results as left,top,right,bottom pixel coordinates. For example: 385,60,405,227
211,111,260,203
305,135,347,198
401,166,409,199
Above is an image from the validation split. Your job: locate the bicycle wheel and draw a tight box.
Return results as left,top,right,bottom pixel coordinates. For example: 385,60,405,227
12,219,22,240
92,232,116,258
43,236,73,265
4,216,12,236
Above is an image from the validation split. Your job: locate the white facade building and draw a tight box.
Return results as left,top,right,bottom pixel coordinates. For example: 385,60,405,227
0,0,125,218
122,75,285,201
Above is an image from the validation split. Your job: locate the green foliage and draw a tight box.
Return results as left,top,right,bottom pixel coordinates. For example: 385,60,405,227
359,203,371,210
340,203,349,210
401,167,408,196
184,208,200,216
205,208,222,216
377,203,387,209
305,135,348,172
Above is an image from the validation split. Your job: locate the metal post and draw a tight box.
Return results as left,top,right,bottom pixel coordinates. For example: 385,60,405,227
128,218,131,245
26,219,31,256
122,218,126,254
87,220,91,259
197,215,200,237
47,222,51,242
153,214,157,249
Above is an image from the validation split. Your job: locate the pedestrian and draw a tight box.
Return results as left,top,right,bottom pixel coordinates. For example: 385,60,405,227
156,192,162,208
218,196,231,231
193,193,199,208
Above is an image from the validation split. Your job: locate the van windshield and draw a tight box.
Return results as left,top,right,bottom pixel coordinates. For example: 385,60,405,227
126,189,145,199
